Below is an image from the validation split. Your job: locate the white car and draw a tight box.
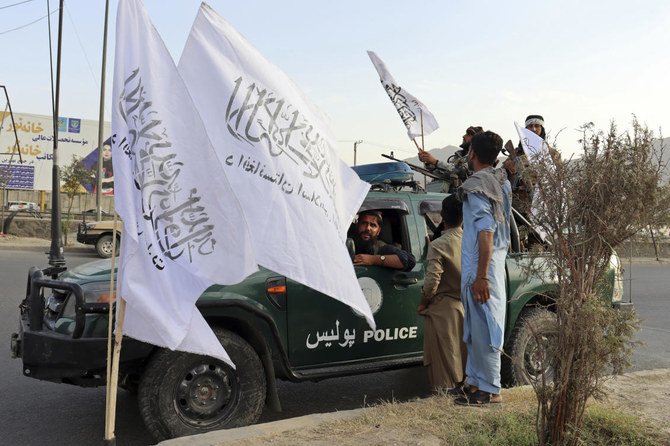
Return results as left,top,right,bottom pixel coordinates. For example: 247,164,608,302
7,201,38,212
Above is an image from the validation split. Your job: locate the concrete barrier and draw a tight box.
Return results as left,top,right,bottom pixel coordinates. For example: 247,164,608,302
2,215,82,240
620,240,669,259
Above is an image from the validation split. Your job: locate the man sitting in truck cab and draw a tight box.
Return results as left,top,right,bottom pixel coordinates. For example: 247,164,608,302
352,210,416,271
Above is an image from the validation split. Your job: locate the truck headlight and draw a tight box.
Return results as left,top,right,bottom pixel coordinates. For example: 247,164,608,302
58,281,114,321
81,281,116,303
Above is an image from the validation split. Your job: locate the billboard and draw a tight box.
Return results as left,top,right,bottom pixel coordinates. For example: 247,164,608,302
0,111,111,191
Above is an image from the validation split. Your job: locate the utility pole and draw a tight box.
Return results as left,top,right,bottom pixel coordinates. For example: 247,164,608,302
95,0,110,221
353,140,362,166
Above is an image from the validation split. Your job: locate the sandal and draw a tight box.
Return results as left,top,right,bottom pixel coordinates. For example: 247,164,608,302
446,385,467,397
454,390,501,406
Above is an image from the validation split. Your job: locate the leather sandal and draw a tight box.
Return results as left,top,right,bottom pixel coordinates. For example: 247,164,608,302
454,390,501,406
446,385,468,397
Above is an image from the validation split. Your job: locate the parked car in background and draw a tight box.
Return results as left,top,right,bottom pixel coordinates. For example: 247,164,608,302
82,209,111,217
7,201,39,212
76,219,122,258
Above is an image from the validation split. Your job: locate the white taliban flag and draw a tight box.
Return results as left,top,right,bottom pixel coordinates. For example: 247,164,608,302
367,50,439,139
514,121,549,157
112,0,257,365
514,122,551,241
178,3,375,328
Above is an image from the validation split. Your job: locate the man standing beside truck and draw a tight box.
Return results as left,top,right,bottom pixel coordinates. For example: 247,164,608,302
455,130,511,406
418,195,466,391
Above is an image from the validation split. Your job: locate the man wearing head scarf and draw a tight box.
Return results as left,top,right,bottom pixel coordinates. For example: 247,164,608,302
454,130,511,406
503,114,545,217
522,114,546,139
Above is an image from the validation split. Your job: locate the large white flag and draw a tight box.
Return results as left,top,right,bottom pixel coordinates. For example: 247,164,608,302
112,0,258,365
367,50,439,139
178,3,375,328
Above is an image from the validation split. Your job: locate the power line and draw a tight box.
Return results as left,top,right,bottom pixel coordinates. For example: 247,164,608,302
0,8,57,35
65,2,99,90
0,0,36,10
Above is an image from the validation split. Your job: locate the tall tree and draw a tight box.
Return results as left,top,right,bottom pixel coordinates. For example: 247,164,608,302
60,155,95,245
522,119,668,445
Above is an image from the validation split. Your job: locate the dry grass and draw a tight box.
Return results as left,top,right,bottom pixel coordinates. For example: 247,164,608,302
223,381,669,445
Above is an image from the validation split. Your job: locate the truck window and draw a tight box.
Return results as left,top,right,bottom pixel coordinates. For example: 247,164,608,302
348,208,411,251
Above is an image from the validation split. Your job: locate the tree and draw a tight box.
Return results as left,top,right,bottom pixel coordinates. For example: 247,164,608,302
522,119,668,445
60,155,95,245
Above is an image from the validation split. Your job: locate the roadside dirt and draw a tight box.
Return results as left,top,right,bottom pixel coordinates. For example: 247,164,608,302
602,369,670,434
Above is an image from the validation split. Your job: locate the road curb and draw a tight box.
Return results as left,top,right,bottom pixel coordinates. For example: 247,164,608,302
0,242,92,254
0,235,95,253
157,408,366,446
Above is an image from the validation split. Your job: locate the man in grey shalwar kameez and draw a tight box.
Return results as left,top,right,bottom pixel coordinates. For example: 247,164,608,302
454,130,512,406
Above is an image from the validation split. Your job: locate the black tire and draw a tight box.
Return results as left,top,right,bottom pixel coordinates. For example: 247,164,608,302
95,234,118,258
502,307,558,386
137,328,266,441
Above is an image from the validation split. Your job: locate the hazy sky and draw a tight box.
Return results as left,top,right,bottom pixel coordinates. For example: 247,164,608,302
2,0,668,164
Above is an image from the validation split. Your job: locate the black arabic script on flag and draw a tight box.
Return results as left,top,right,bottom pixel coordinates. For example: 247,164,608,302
224,77,337,201
114,68,216,269
383,81,420,130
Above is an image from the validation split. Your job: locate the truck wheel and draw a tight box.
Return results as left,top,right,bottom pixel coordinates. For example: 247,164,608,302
137,328,266,441
502,307,557,386
95,235,118,258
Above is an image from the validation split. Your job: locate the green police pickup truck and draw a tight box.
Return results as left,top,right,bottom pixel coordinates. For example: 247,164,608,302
10,163,629,441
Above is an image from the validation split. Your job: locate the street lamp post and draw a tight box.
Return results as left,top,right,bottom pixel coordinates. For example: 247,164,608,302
353,140,363,166
48,0,66,269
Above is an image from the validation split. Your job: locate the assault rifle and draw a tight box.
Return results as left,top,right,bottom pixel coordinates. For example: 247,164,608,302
381,152,471,193
381,153,442,180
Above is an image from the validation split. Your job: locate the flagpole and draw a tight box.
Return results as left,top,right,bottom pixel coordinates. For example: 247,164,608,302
412,138,422,152
420,110,425,151
105,298,126,445
419,110,427,188
104,212,122,445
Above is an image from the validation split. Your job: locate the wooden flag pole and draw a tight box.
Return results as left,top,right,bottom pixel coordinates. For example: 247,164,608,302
419,110,428,188
412,138,422,152
420,110,425,151
104,212,123,445
105,298,126,445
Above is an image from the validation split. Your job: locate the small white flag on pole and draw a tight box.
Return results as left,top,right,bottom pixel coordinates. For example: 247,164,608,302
514,122,548,157
367,50,439,140
112,0,258,365
513,122,551,240
178,4,375,328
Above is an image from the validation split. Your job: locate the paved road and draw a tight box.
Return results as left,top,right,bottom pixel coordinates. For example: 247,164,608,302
621,261,670,372
0,249,667,445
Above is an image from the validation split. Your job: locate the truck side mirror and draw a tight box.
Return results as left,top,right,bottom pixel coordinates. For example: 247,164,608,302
345,238,355,261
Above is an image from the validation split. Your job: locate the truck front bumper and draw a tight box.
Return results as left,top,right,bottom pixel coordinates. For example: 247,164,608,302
13,267,153,386
76,223,97,245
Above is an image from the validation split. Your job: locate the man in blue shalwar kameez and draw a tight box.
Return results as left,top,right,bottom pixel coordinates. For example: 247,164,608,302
454,130,512,406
